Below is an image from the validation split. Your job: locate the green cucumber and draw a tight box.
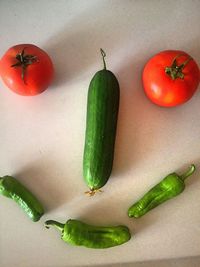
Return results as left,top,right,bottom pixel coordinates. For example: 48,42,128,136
83,49,120,195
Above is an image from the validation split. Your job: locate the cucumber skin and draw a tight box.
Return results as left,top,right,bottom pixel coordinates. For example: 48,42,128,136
83,69,120,190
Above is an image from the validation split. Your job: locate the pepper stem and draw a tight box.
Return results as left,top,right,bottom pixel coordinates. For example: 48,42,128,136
100,48,107,70
179,164,196,181
45,220,64,232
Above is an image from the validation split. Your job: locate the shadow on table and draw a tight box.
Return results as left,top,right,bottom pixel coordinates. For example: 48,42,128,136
79,255,200,267
14,160,74,212
44,1,131,87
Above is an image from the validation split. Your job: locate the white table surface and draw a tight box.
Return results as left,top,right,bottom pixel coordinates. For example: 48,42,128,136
0,1,200,267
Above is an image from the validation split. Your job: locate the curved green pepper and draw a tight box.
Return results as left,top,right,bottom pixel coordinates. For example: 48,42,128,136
45,219,131,249
0,175,44,221
128,164,195,218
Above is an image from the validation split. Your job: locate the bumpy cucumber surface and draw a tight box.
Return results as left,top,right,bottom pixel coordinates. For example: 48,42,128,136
83,50,120,194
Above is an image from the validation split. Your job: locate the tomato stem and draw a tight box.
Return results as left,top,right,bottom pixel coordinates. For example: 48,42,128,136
100,48,107,70
11,47,38,83
165,54,192,80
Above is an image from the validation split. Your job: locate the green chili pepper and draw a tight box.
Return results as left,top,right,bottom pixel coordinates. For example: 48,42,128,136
45,219,131,249
0,175,44,221
128,164,196,218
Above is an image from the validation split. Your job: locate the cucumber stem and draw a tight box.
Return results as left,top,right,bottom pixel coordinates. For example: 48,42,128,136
100,48,107,70
85,189,103,196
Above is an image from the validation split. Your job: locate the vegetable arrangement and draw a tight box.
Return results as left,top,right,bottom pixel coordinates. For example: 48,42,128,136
0,175,44,221
45,219,131,249
0,46,200,249
83,49,120,195
0,44,54,95
142,50,200,107
128,164,195,218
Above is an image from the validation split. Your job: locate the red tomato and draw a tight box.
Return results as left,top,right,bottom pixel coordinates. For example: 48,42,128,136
142,50,200,107
0,44,54,96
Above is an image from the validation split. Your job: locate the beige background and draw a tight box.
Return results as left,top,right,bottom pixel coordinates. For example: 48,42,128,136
0,1,200,266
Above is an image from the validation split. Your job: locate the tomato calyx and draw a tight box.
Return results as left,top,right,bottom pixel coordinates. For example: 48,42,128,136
11,47,38,83
165,54,192,80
